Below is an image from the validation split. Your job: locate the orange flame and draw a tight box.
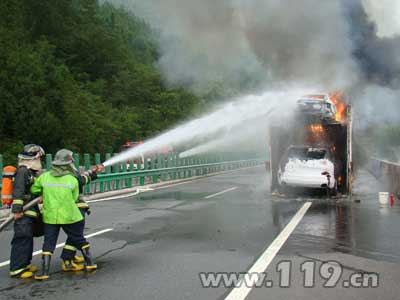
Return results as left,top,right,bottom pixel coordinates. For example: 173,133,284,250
309,124,324,134
330,92,347,122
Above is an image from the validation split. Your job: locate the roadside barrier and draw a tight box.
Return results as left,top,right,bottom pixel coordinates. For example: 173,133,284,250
0,153,264,207
367,157,400,196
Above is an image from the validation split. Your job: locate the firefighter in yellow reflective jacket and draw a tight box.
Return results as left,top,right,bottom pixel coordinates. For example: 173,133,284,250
31,149,97,280
60,164,103,272
9,144,45,279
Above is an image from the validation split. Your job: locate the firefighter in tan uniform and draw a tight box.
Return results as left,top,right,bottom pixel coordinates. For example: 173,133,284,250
9,144,45,278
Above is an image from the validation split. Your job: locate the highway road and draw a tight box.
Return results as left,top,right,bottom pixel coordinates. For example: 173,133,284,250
1,166,400,300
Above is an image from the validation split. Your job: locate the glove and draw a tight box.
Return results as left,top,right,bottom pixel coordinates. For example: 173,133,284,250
91,164,105,174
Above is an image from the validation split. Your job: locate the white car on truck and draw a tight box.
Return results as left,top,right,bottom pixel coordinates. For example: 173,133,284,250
296,94,337,123
278,146,336,194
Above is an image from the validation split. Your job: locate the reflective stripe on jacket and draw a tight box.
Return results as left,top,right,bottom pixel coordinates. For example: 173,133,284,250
31,172,82,224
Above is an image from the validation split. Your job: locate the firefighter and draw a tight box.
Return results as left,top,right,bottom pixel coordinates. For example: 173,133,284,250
60,164,104,272
9,144,45,279
32,149,97,280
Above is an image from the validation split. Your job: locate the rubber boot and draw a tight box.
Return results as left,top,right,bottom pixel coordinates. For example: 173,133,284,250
73,255,85,264
28,265,39,273
10,268,34,279
18,265,39,278
35,253,51,280
81,246,97,271
62,259,85,272
19,269,34,279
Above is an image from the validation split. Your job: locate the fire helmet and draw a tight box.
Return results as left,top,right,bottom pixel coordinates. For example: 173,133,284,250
18,144,45,160
52,149,74,166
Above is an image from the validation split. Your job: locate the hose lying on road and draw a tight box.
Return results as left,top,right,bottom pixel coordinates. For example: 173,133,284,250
0,197,42,232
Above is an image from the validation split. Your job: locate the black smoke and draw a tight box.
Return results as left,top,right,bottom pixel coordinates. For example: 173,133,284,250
344,0,400,87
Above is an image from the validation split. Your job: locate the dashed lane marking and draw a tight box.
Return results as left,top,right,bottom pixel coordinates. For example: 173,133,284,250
204,187,238,199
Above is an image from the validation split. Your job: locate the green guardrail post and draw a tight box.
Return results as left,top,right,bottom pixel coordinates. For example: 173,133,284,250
152,155,158,183
161,154,167,181
199,156,203,175
122,157,128,188
46,154,52,171
129,159,138,184
73,153,80,172
84,154,91,194
129,159,134,172
183,157,187,179
188,157,193,177
172,153,177,180
176,153,182,179
140,155,146,186
113,153,120,190
125,159,132,188
166,153,171,180
95,153,104,193
105,153,111,191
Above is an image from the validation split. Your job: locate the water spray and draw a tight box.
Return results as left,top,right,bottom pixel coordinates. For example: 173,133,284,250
179,108,276,158
102,89,305,167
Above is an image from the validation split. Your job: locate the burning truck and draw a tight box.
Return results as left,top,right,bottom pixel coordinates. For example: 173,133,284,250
269,92,352,197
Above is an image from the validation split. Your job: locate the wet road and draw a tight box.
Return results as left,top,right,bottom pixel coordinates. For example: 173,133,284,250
1,166,400,300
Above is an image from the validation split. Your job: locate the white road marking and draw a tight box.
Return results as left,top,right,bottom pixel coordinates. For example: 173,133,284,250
0,228,113,268
204,187,238,199
224,202,312,300
84,165,259,204
87,188,153,203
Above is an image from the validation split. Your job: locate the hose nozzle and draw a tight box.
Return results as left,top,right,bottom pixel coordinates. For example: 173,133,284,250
91,164,105,174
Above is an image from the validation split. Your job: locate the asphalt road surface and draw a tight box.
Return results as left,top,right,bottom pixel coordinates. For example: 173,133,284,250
1,166,400,300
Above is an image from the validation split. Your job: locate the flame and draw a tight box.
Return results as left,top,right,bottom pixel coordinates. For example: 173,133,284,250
309,124,323,134
330,92,347,122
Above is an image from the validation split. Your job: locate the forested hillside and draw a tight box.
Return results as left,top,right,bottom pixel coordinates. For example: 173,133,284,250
0,0,200,163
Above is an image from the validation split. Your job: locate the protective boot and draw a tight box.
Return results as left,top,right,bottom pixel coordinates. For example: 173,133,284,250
28,265,39,273
34,253,51,280
19,270,34,279
73,255,85,264
81,246,97,271
18,265,39,278
62,260,85,272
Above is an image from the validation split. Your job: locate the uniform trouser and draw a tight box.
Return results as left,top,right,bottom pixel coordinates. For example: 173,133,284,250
10,216,34,275
60,209,86,260
43,221,89,258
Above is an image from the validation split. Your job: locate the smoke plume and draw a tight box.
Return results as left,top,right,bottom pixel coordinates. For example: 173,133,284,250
109,0,361,94
106,0,400,159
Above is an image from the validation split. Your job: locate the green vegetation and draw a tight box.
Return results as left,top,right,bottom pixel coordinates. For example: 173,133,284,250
0,0,200,164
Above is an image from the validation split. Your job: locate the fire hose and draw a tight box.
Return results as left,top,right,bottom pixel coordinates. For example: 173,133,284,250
0,196,42,232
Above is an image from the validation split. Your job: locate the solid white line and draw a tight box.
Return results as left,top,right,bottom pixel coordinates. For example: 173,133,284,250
225,202,312,300
87,188,153,203
0,228,113,268
204,187,238,199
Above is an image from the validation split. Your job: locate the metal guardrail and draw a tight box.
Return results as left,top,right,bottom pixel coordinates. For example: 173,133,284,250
0,152,264,207
92,159,262,194
368,157,400,195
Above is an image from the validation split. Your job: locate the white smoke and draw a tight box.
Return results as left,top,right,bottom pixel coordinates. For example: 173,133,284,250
102,0,400,162
107,0,359,94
